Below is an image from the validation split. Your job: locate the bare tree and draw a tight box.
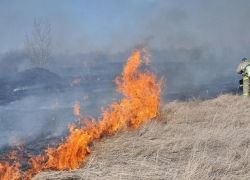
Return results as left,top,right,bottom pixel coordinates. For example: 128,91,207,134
25,18,54,68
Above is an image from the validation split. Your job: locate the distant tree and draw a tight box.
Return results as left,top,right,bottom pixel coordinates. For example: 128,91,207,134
25,18,54,68
0,49,28,76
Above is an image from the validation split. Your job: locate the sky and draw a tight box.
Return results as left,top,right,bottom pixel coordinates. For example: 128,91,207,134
1,0,250,60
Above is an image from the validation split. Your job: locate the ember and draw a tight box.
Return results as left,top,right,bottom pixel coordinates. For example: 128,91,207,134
0,48,162,179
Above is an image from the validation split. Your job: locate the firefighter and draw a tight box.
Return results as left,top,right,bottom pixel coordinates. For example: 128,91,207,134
237,58,250,96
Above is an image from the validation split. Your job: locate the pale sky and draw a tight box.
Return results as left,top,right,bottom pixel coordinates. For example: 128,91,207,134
1,0,250,59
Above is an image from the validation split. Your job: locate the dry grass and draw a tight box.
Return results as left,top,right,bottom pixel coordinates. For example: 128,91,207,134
33,94,250,180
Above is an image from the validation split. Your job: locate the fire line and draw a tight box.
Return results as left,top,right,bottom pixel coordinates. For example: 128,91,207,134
0,47,162,180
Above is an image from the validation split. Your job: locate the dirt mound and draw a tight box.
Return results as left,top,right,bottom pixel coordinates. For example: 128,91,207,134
0,68,62,105
13,68,61,84
33,94,250,179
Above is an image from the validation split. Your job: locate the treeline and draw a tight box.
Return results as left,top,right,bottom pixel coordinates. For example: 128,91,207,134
0,17,130,77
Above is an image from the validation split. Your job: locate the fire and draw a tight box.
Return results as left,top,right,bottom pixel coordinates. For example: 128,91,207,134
0,48,162,179
0,151,21,180
71,77,83,86
73,101,81,116
0,161,21,180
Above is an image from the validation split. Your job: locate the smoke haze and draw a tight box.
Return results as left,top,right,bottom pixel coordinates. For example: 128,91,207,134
0,0,248,148
0,0,250,58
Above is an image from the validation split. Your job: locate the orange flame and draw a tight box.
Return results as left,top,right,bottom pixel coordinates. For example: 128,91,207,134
0,151,21,180
73,101,81,116
0,161,21,180
71,77,84,86
0,48,162,179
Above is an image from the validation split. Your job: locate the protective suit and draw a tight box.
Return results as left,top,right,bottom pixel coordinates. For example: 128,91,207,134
237,58,250,96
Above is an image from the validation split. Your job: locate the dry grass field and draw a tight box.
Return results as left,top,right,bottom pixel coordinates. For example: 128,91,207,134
33,94,250,180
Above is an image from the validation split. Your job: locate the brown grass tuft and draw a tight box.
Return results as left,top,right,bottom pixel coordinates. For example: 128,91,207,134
33,94,250,179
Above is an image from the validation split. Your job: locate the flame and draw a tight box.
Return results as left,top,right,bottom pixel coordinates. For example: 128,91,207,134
71,77,84,86
0,48,162,179
0,161,21,180
0,151,21,180
73,101,81,116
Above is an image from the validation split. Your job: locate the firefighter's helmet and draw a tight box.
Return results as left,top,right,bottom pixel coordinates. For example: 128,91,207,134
242,58,247,62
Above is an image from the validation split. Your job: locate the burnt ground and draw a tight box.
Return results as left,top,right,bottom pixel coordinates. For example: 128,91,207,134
0,62,241,173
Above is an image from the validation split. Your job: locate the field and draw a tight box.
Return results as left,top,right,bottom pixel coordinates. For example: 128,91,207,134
33,94,250,179
0,57,243,179
1,1,250,179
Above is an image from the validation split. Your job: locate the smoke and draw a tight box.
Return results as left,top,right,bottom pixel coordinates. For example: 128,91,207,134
0,61,122,149
0,0,249,56
0,0,248,149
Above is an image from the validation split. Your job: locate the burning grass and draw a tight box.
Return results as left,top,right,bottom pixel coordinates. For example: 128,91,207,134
34,94,250,179
0,48,162,179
